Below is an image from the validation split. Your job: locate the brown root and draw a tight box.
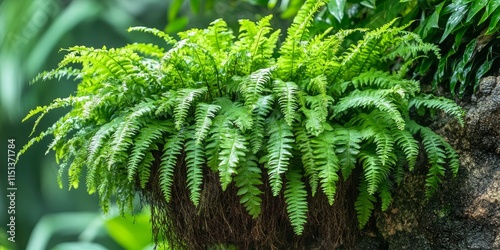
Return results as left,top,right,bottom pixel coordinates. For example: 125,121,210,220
139,150,359,249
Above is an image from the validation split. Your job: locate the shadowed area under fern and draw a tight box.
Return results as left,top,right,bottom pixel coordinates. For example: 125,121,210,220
142,148,359,249
19,0,465,248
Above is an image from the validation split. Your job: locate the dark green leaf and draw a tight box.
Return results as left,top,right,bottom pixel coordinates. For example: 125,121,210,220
453,28,468,51
479,0,500,24
466,0,488,23
486,7,500,34
360,0,376,9
421,2,445,38
440,1,470,43
474,46,494,92
328,0,346,22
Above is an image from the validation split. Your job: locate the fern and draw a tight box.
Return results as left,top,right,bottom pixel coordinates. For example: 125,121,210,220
311,130,340,205
127,120,173,181
249,95,274,153
108,101,156,170
284,168,308,235
355,176,377,228
19,1,465,240
174,88,207,129
194,103,221,144
234,154,263,218
185,131,205,206
159,130,185,202
218,126,247,191
293,125,319,196
332,126,362,180
265,119,294,196
409,94,465,126
273,80,300,126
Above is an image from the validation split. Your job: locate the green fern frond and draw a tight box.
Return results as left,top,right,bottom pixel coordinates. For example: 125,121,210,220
86,145,108,194
277,0,326,79
350,69,420,97
127,26,177,44
442,139,460,177
265,119,294,196
392,126,419,171
174,87,207,129
293,125,319,196
31,67,81,84
125,43,165,58
87,118,122,165
185,133,205,206
239,67,274,110
194,103,221,145
234,154,263,218
23,96,89,137
302,94,332,136
127,120,173,182
250,95,275,153
284,168,308,235
311,130,340,205
359,151,391,195
354,176,376,228
160,130,185,202
332,126,362,180
408,120,454,197
67,139,88,189
137,151,155,189
378,179,393,211
356,112,397,168
409,94,465,126
233,15,279,73
218,127,247,191
108,101,156,170
333,89,406,130
273,80,300,126
420,126,447,197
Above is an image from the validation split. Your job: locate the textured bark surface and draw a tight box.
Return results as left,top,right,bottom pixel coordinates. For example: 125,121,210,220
374,75,500,249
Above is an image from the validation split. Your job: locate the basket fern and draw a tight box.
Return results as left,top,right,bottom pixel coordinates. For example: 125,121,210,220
20,0,464,242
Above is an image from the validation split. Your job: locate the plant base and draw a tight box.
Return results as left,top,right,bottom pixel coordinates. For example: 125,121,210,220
139,151,359,249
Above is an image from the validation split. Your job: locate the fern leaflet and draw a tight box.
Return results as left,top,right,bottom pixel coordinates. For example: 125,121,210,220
284,168,308,235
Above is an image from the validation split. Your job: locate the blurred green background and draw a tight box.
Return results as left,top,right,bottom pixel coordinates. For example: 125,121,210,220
0,0,285,249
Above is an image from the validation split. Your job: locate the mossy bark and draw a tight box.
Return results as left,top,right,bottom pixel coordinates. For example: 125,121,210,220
371,74,500,249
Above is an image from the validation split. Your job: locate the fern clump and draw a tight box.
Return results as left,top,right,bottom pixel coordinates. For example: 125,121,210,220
20,0,464,245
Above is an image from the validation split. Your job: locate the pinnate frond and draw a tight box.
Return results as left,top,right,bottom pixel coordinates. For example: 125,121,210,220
265,119,294,196
218,127,247,191
284,168,308,235
273,80,300,126
185,134,205,206
311,130,340,205
293,125,319,196
332,126,362,179
234,154,263,218
159,130,185,202
355,177,376,228
174,87,207,129
409,94,465,126
194,103,221,145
